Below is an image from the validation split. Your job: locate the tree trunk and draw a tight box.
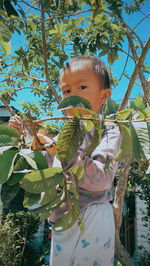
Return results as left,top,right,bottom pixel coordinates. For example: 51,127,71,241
113,159,134,266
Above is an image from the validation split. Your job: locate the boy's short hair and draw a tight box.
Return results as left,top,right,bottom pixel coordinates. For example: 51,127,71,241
61,56,110,89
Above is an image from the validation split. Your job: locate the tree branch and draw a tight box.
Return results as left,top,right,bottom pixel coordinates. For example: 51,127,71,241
119,37,150,110
0,97,16,116
40,2,61,104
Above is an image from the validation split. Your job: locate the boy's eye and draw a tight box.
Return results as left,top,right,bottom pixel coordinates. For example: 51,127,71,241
63,89,71,94
79,85,87,90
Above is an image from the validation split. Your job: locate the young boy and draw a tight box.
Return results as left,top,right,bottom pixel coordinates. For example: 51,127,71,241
9,56,121,266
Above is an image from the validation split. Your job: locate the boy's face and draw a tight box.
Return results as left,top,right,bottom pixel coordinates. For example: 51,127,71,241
60,66,111,115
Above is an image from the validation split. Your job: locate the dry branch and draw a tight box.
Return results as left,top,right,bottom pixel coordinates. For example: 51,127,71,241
119,37,150,110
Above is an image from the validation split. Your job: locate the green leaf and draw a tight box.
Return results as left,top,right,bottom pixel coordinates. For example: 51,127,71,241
134,96,145,110
80,119,95,133
0,21,11,42
20,167,64,193
67,180,79,199
40,189,57,205
0,149,18,184
69,165,84,180
102,98,118,115
13,156,32,172
0,135,18,146
52,210,77,232
83,121,102,157
29,150,48,170
57,95,92,111
130,123,146,162
115,124,132,161
0,125,20,138
116,109,131,120
6,172,25,186
0,32,11,55
132,122,150,160
28,19,36,34
1,183,20,206
57,117,85,165
23,192,41,208
30,190,65,221
107,51,119,65
19,151,38,170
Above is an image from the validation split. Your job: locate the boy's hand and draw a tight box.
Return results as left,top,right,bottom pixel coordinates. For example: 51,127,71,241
31,128,57,156
8,114,25,135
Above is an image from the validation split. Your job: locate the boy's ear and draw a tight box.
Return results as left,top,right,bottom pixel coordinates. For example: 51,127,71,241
101,89,111,104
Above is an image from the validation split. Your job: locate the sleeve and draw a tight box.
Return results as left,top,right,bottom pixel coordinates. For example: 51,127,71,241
76,125,121,192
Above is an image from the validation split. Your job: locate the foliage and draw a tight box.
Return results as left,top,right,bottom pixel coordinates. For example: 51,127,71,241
0,211,40,266
0,0,149,116
0,95,149,232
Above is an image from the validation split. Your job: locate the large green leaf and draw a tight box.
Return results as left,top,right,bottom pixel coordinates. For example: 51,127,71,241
57,95,92,111
30,190,66,221
0,149,18,184
57,117,85,165
130,123,146,162
67,180,79,199
82,121,102,157
132,122,150,160
20,167,64,193
0,125,20,138
115,124,133,161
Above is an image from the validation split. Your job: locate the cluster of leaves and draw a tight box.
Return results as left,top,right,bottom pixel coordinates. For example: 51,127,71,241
0,95,150,232
0,0,149,117
0,211,40,266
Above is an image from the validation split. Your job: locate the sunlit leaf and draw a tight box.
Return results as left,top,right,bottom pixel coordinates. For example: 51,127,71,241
20,167,64,193
0,149,18,184
69,165,84,180
57,117,85,165
116,109,131,120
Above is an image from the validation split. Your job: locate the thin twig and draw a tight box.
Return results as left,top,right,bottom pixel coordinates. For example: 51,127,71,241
31,115,150,124
133,12,150,29
119,37,150,110
40,2,60,104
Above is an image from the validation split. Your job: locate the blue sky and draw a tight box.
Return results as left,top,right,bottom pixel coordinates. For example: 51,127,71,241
1,0,150,117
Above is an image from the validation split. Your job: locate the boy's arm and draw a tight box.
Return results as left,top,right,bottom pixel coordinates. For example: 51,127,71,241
74,125,121,192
